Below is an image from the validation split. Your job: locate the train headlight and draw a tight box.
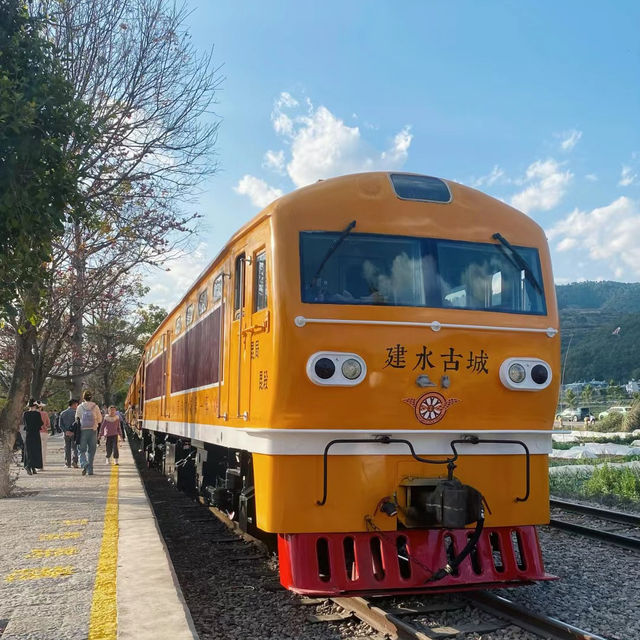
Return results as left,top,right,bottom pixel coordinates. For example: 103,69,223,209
499,358,552,391
314,358,336,380
341,358,362,380
508,363,526,384
306,352,367,386
531,364,549,385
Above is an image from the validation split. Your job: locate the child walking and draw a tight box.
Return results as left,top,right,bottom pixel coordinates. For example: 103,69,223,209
100,406,125,465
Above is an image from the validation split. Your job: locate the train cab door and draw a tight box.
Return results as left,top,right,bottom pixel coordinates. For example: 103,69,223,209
227,241,271,423
246,245,271,421
228,249,250,421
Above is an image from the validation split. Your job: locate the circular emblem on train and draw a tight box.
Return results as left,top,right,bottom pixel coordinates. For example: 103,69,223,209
402,392,461,425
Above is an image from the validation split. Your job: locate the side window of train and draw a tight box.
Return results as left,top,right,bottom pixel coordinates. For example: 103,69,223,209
198,289,208,316
185,303,194,326
213,274,223,304
254,250,267,311
175,315,182,335
234,253,245,319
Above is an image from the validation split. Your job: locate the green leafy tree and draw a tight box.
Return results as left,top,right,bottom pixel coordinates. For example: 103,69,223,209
0,0,91,497
581,384,594,405
0,1,90,314
565,388,578,409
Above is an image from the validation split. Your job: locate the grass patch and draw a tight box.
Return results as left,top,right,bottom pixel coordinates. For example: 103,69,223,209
550,463,640,508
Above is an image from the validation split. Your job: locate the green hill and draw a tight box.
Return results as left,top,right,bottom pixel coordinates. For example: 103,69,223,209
557,281,640,383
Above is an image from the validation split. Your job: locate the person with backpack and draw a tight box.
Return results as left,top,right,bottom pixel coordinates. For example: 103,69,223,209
75,391,103,476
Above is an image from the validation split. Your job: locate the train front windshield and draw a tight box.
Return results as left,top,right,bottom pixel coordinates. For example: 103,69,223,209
300,231,546,315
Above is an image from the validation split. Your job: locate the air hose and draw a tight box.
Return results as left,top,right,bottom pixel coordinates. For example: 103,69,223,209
428,509,485,582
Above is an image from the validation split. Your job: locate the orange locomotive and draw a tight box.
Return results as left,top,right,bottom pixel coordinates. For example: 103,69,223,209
127,172,559,595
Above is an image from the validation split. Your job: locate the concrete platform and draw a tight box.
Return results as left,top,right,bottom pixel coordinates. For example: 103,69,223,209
0,433,198,640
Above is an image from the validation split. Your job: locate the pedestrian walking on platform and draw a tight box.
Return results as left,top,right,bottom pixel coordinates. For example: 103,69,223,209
59,399,80,468
22,399,44,475
100,406,125,465
37,402,50,470
75,391,102,476
50,411,60,435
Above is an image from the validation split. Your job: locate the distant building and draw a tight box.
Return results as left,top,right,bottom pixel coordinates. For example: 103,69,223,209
561,380,607,394
626,380,639,394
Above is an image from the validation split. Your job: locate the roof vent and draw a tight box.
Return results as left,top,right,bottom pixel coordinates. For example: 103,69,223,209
390,174,451,203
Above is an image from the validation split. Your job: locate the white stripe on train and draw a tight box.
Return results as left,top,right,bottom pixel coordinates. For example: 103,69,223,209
142,420,554,456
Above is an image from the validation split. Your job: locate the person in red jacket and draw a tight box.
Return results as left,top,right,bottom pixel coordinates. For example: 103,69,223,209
99,405,125,465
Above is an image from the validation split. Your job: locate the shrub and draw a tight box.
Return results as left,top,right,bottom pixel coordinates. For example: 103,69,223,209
625,402,640,432
584,464,640,502
551,441,576,450
593,412,624,432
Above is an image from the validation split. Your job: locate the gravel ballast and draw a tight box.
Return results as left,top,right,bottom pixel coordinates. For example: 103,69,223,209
136,440,638,639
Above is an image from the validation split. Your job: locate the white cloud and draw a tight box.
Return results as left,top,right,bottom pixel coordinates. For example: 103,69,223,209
619,165,637,187
235,92,413,208
380,126,413,165
263,149,286,173
559,129,582,152
471,165,505,188
270,92,413,188
144,243,210,309
234,175,283,208
556,237,577,251
277,92,298,109
547,196,640,278
271,92,299,135
510,159,572,213
585,173,598,182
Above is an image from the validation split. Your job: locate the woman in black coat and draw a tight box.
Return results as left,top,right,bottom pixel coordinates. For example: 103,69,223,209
23,399,43,474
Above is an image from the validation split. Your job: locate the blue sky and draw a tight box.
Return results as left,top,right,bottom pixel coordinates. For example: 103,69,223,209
146,1,640,308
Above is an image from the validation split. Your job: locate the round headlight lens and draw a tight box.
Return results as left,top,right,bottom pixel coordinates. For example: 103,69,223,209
341,358,362,380
314,357,335,380
508,363,526,384
531,364,549,384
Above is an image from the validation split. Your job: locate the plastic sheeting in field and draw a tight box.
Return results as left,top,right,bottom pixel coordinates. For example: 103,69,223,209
550,442,640,459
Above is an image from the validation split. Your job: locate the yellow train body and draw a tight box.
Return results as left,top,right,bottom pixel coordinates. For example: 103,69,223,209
131,173,559,588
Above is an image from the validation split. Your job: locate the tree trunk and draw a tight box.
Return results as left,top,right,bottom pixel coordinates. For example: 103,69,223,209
0,324,36,498
30,354,47,402
103,370,112,407
71,221,85,399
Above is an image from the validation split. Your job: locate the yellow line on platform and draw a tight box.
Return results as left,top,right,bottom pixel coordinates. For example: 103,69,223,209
26,547,78,558
5,566,74,582
39,531,82,540
61,518,89,526
88,464,119,640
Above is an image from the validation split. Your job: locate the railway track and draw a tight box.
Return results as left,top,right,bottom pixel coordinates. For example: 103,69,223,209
549,498,640,551
321,592,609,640
195,490,615,639
133,439,623,639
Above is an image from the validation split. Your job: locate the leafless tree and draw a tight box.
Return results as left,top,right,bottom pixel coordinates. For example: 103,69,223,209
34,0,222,396
1,0,221,495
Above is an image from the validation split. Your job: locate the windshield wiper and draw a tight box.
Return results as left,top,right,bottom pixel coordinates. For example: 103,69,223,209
311,220,357,284
492,232,543,296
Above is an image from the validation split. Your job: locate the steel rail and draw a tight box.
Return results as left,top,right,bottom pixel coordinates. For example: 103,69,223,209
549,518,640,551
330,597,431,640
550,498,640,527
466,591,610,640
331,593,609,640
